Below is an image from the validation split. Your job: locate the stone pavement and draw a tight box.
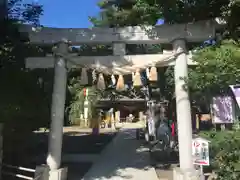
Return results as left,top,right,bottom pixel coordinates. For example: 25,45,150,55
155,166,176,180
81,128,159,180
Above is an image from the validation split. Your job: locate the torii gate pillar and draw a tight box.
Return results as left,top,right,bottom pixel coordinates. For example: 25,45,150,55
173,39,193,170
46,41,68,180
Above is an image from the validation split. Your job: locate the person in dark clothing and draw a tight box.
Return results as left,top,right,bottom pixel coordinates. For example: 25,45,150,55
156,118,171,148
151,107,171,151
150,108,172,162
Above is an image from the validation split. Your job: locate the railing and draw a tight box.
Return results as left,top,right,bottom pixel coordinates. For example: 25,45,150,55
2,163,35,180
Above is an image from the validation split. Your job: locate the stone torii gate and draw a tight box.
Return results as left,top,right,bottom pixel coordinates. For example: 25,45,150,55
20,20,216,179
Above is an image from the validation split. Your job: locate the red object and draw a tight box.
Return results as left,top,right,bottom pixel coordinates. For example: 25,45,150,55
193,142,200,148
83,88,86,97
171,122,175,137
195,161,208,165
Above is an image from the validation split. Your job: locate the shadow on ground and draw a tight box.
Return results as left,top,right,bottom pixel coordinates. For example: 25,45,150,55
152,149,179,180
3,128,179,180
3,131,116,180
81,129,170,180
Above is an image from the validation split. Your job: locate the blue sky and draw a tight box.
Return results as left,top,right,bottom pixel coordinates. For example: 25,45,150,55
36,0,100,28
32,0,164,28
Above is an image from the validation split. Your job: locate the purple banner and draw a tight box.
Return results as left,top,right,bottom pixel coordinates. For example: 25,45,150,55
212,96,234,124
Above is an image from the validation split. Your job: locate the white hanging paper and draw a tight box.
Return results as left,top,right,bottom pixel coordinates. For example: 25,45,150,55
111,74,116,85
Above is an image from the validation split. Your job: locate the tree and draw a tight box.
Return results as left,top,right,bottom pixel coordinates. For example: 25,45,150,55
1,0,45,125
7,0,43,24
0,1,49,162
89,0,161,27
189,40,240,98
1,0,43,70
67,73,102,125
90,0,231,26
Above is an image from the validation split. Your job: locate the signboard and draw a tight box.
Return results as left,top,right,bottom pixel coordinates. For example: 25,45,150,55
192,137,210,166
230,85,240,108
212,96,235,124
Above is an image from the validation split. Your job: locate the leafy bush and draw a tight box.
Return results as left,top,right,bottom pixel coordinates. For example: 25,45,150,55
67,76,102,126
200,130,240,180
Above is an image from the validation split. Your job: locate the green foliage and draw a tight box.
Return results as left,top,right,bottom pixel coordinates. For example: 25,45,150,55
164,41,240,102
68,76,102,125
0,0,48,156
0,70,51,129
163,66,175,100
8,0,43,24
188,40,240,97
89,0,162,27
91,0,235,26
200,131,240,180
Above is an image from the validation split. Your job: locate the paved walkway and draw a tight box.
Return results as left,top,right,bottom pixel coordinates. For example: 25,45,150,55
82,128,159,180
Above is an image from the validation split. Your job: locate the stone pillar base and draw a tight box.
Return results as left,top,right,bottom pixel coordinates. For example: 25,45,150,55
35,165,49,180
34,165,68,180
173,168,201,180
49,167,68,180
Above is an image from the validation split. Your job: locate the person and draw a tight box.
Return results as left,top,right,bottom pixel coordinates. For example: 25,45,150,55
156,119,171,147
149,109,172,162
153,108,171,150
